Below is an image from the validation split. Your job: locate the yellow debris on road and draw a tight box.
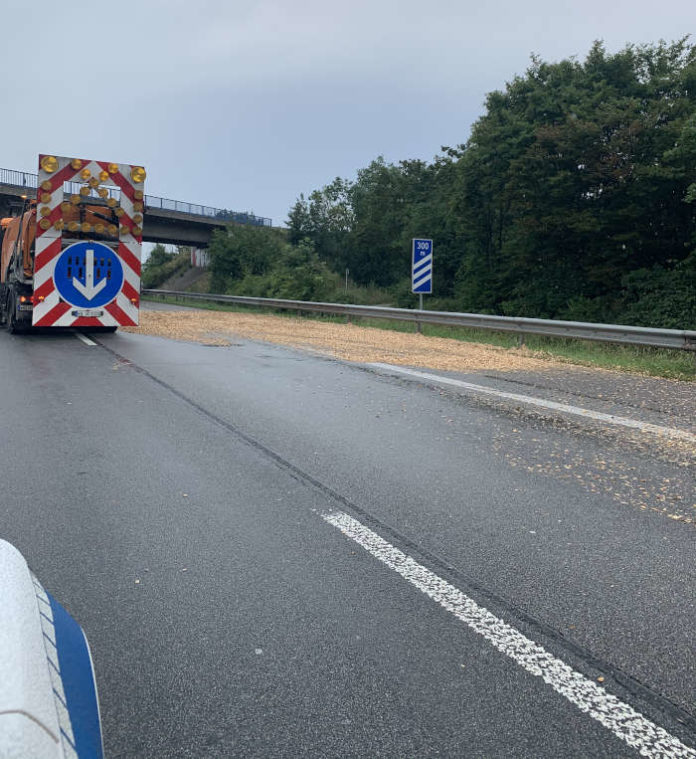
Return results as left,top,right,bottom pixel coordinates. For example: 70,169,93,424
126,309,566,373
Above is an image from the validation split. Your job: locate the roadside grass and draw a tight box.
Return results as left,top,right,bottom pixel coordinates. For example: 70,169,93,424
142,295,696,381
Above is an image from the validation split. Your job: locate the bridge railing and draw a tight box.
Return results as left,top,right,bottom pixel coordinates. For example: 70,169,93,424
143,196,272,227
0,167,272,227
0,168,36,189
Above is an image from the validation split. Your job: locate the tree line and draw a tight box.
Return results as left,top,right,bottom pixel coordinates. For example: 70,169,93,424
209,39,696,328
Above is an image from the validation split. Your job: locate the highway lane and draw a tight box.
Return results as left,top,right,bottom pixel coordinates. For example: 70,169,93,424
0,328,694,757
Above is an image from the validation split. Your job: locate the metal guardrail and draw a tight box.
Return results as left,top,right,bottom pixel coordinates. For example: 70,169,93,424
0,167,272,227
142,289,696,352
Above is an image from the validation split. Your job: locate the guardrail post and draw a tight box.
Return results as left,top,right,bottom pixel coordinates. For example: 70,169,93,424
517,333,526,348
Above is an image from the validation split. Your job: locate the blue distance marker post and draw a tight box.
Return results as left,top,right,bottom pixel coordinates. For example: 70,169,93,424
412,238,433,333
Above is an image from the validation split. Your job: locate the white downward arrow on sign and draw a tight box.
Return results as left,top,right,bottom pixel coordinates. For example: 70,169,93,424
73,248,107,300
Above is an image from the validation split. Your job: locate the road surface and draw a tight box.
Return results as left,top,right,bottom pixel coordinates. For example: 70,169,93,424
0,326,694,758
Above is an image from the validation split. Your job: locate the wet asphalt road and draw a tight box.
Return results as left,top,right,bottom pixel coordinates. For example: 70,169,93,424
0,327,694,758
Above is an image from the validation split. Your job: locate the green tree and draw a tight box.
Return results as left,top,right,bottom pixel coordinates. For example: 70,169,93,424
146,243,175,268
284,38,696,324
287,194,311,245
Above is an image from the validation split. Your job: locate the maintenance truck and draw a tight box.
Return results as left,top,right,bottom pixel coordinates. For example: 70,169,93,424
0,154,146,332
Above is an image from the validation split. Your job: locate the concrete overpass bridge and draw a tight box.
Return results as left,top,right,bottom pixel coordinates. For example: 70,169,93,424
0,167,272,247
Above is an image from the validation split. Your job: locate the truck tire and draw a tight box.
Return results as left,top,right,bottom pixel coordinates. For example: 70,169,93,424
6,294,18,334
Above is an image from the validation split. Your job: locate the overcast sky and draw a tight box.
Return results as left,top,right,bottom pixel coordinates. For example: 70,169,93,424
1,0,693,228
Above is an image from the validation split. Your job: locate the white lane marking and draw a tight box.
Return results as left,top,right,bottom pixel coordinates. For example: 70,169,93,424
368,363,696,444
74,332,97,347
322,510,695,759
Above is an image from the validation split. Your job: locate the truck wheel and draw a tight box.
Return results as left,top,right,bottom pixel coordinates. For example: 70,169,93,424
6,295,19,334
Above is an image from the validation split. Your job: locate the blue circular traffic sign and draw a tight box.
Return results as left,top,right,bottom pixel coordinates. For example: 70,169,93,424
53,242,124,309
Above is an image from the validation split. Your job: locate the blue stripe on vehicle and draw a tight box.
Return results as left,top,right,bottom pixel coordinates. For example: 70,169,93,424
48,593,103,758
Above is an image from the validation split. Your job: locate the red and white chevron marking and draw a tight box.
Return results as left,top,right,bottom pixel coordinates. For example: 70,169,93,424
32,155,143,328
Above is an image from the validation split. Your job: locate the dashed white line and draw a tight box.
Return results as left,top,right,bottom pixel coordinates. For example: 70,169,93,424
74,332,97,347
322,509,696,759
368,363,696,444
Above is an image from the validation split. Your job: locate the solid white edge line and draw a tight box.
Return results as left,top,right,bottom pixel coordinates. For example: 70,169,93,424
322,509,695,758
368,363,696,444
74,332,97,347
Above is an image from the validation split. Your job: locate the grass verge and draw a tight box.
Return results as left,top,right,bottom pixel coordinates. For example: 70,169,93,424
142,295,695,381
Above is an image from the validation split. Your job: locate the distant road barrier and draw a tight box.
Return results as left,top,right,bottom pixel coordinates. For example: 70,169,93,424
142,289,696,352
